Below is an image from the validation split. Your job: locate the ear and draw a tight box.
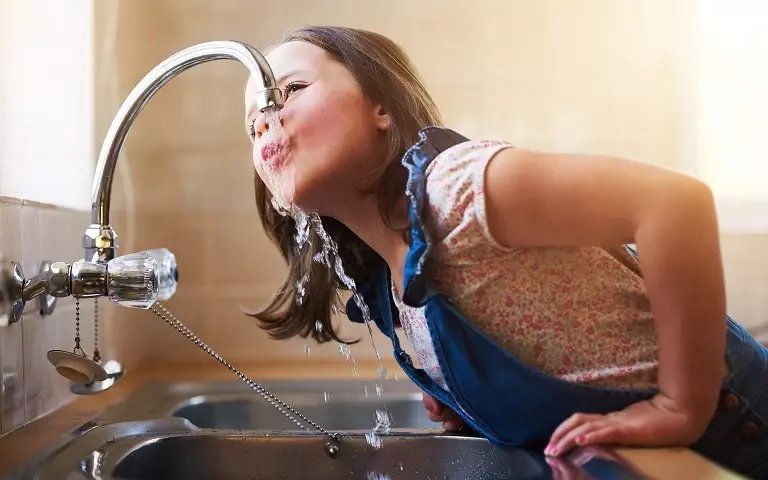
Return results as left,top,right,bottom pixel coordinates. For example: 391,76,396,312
373,104,391,131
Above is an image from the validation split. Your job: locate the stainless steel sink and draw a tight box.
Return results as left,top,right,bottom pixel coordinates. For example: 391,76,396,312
107,431,546,480
95,379,435,431
6,379,651,479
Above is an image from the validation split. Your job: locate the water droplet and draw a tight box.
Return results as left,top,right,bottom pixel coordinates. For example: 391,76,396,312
295,273,309,306
374,408,392,432
376,384,384,396
324,392,329,403
315,320,323,333
303,344,310,356
364,386,369,396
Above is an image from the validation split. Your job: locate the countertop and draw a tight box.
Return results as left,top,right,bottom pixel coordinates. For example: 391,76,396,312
0,359,744,479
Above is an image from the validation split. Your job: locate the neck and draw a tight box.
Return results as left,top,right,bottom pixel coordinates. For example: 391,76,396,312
332,194,410,289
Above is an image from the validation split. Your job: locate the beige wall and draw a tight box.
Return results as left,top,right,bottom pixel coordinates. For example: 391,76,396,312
91,0,767,372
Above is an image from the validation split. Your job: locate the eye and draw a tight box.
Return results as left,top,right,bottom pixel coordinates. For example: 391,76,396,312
284,81,307,99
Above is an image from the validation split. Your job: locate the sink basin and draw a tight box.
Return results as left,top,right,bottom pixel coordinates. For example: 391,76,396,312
107,432,544,480
171,394,434,430
7,380,651,479
97,379,435,431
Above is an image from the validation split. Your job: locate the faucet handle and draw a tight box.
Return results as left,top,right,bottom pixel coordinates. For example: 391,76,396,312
145,248,178,301
105,252,159,309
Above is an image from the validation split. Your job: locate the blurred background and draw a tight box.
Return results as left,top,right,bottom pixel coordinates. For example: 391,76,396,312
0,0,766,435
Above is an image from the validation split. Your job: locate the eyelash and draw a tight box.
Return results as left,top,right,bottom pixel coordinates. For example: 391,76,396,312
249,82,306,139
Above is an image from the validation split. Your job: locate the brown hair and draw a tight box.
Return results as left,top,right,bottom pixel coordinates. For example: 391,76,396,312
248,26,443,344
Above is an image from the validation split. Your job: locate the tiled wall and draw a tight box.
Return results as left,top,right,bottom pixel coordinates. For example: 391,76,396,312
0,197,96,436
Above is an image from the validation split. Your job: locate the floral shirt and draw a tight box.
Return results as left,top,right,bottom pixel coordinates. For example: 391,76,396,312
393,140,658,391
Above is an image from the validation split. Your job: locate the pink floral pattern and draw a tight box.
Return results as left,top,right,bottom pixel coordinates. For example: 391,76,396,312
393,140,660,391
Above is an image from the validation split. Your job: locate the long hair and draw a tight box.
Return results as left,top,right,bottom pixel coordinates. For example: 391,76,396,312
249,26,443,343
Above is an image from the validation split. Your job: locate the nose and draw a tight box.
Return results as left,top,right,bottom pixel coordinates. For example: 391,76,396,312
253,112,268,139
254,107,283,139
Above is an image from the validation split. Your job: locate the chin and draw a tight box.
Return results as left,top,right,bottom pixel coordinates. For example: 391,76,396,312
289,178,342,216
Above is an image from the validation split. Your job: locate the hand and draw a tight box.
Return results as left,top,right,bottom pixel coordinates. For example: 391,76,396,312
545,394,705,457
422,392,466,432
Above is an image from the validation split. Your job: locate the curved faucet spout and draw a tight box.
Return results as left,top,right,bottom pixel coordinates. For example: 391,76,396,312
86,41,283,263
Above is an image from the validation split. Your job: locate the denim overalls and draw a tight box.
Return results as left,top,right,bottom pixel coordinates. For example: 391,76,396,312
347,127,768,478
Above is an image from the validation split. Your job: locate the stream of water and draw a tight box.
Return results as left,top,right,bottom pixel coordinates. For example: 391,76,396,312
261,108,392,452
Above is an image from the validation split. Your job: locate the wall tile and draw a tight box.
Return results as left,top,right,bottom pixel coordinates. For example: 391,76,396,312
0,201,25,434
1,201,94,437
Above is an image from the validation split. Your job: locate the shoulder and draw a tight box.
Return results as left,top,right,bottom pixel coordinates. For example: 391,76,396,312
425,139,513,179
423,139,515,246
424,139,513,201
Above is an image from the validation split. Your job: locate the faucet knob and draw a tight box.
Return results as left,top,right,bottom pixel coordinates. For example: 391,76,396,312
104,252,159,309
145,248,178,301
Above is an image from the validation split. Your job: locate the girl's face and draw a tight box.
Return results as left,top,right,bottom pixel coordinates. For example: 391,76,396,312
244,41,391,214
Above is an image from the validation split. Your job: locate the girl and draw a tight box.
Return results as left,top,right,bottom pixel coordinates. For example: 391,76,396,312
243,26,768,478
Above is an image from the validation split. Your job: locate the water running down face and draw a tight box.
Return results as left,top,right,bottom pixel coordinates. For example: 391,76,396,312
244,41,391,216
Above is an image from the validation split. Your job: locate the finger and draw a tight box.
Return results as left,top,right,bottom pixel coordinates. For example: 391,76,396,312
428,406,460,423
548,413,603,452
575,425,627,447
548,419,609,457
428,412,445,423
443,418,466,432
422,392,442,415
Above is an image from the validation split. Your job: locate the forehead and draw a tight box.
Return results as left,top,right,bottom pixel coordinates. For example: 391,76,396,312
267,40,328,75
245,41,326,97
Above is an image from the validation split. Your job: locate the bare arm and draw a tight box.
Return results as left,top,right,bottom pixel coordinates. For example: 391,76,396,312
485,147,726,435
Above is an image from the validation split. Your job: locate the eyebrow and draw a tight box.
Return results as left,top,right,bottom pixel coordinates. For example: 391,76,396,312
244,69,313,126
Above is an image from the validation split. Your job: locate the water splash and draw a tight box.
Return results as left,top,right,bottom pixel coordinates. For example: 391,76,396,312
309,213,387,380
295,273,309,306
365,431,384,450
338,342,358,376
374,408,392,433
260,108,295,212
303,343,310,356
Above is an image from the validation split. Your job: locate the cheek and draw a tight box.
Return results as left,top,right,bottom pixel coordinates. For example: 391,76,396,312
291,90,370,152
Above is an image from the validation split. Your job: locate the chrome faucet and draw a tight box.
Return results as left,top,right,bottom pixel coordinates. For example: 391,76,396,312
0,41,283,393
85,40,283,264
1,41,281,318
